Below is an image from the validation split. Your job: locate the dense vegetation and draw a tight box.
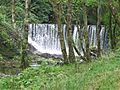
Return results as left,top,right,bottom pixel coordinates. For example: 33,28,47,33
1,49,120,90
0,0,120,61
0,0,120,89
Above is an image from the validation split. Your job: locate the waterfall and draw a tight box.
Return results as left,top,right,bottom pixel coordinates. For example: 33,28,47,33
28,24,108,55
28,24,61,55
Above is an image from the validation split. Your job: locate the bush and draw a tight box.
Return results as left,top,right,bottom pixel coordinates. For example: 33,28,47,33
0,54,3,60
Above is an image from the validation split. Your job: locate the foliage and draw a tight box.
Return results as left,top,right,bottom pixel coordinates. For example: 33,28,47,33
0,0,120,89
30,0,52,23
0,20,18,59
0,54,3,61
1,50,120,89
0,0,52,60
0,0,119,59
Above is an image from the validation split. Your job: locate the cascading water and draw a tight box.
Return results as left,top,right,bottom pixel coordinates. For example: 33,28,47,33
28,24,108,56
28,24,62,55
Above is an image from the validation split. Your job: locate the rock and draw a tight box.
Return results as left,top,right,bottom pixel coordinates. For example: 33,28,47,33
28,43,37,52
90,47,98,58
34,51,63,59
90,51,97,57
0,73,10,77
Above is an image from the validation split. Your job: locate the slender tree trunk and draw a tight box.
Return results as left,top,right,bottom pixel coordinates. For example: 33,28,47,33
113,23,117,49
96,2,101,57
12,0,16,30
11,0,18,47
83,2,90,61
35,24,37,37
109,12,114,49
67,0,75,63
57,5,68,64
21,0,29,69
32,24,34,38
76,23,86,61
52,2,68,63
103,27,106,49
109,0,120,27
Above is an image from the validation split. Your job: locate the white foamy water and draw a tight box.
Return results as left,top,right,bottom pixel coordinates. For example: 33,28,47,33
28,36,62,55
28,24,108,55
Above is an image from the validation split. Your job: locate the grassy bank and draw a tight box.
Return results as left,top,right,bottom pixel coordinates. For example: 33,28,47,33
0,50,120,90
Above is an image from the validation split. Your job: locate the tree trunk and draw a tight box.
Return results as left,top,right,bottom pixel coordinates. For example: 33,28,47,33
76,23,86,61
109,0,120,27
32,24,34,38
12,0,16,30
21,0,29,69
67,0,75,63
83,2,90,61
96,2,101,57
113,23,117,49
52,2,68,64
109,12,114,49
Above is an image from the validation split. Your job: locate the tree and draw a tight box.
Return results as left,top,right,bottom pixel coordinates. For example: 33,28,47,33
109,0,120,27
96,0,101,57
20,0,29,69
67,0,75,63
50,0,68,63
107,0,120,50
83,0,91,61
109,11,113,49
12,0,16,30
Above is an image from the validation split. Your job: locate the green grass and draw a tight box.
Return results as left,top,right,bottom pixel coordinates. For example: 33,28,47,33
1,50,120,90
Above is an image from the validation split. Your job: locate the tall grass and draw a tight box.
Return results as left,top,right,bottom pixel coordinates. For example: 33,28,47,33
0,51,120,90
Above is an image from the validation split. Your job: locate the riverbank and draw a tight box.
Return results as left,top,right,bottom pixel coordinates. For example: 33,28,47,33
0,50,120,90
0,60,21,75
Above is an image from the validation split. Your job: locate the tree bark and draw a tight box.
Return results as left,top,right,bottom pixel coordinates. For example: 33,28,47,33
83,2,90,61
53,2,68,63
109,0,120,27
76,23,86,60
12,0,16,30
96,2,101,57
113,22,117,49
21,0,29,69
109,12,114,49
31,24,34,38
67,0,75,63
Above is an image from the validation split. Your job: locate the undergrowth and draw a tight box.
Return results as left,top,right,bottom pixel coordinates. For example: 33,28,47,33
0,50,120,90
